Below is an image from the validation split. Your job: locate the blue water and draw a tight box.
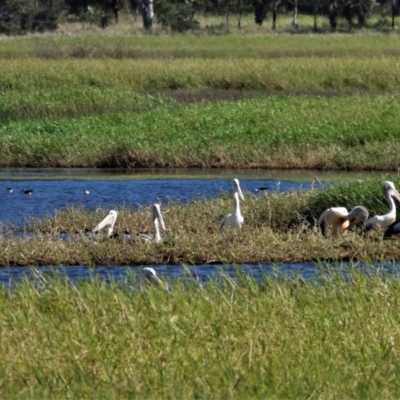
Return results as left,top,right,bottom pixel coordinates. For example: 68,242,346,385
0,261,399,288
0,177,325,225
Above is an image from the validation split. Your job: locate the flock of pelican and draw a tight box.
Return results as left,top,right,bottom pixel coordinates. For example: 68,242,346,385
94,203,167,243
93,178,400,244
93,179,245,242
318,181,400,239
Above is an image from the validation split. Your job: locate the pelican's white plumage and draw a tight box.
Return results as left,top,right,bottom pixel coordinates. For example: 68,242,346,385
220,178,245,233
93,210,118,237
138,204,166,243
318,206,369,236
143,267,163,284
365,181,400,233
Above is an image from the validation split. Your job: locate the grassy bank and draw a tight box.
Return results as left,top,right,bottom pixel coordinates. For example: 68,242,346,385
0,178,397,266
1,93,400,169
0,273,400,397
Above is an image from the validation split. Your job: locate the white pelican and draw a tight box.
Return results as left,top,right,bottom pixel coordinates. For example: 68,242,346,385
318,206,369,236
220,178,245,233
93,209,118,237
138,204,166,243
365,181,400,233
143,267,163,284
142,267,170,290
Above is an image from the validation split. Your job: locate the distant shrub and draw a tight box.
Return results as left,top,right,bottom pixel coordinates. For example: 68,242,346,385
156,0,200,32
0,7,60,35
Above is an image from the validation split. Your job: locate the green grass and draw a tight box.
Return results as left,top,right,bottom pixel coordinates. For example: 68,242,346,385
0,13,399,59
1,94,400,169
2,28,400,169
1,272,400,398
2,57,400,94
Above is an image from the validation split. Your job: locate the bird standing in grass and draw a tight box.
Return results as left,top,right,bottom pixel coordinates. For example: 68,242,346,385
365,181,400,234
137,204,166,243
318,206,369,236
220,178,245,233
93,210,118,238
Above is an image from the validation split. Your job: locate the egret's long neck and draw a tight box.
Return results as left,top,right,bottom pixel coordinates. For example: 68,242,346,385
153,218,161,242
233,192,241,217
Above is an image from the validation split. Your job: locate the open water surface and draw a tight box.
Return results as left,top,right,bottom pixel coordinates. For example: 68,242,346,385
0,167,387,226
0,168,335,225
0,262,399,289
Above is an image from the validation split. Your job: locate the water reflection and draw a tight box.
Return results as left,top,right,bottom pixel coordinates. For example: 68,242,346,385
0,261,399,288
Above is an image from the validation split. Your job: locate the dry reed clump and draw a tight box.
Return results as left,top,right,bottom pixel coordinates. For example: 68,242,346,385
1,272,400,397
1,179,400,266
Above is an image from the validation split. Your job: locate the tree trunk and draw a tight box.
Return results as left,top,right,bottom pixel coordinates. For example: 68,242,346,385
112,0,120,23
272,0,281,29
313,4,317,32
292,0,298,28
138,0,153,30
392,0,399,28
237,0,242,29
226,4,230,33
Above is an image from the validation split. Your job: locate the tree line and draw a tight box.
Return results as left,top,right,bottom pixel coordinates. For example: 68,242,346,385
0,0,398,35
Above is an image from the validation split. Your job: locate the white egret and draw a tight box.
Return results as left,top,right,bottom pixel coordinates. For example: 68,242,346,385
220,178,245,233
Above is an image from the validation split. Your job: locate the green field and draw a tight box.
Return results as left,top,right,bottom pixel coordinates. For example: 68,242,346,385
1,29,400,169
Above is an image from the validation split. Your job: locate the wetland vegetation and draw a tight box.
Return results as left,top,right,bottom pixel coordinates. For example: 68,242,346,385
1,272,400,398
1,25,400,169
3,18,400,398
0,179,398,266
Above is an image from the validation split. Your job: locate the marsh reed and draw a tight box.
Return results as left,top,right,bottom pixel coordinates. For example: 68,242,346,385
1,271,400,398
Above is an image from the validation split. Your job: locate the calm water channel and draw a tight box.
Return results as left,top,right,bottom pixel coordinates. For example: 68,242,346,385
0,168,395,286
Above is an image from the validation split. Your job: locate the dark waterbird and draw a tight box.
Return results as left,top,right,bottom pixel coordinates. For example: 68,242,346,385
6,188,12,193
21,189,33,195
384,220,400,239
